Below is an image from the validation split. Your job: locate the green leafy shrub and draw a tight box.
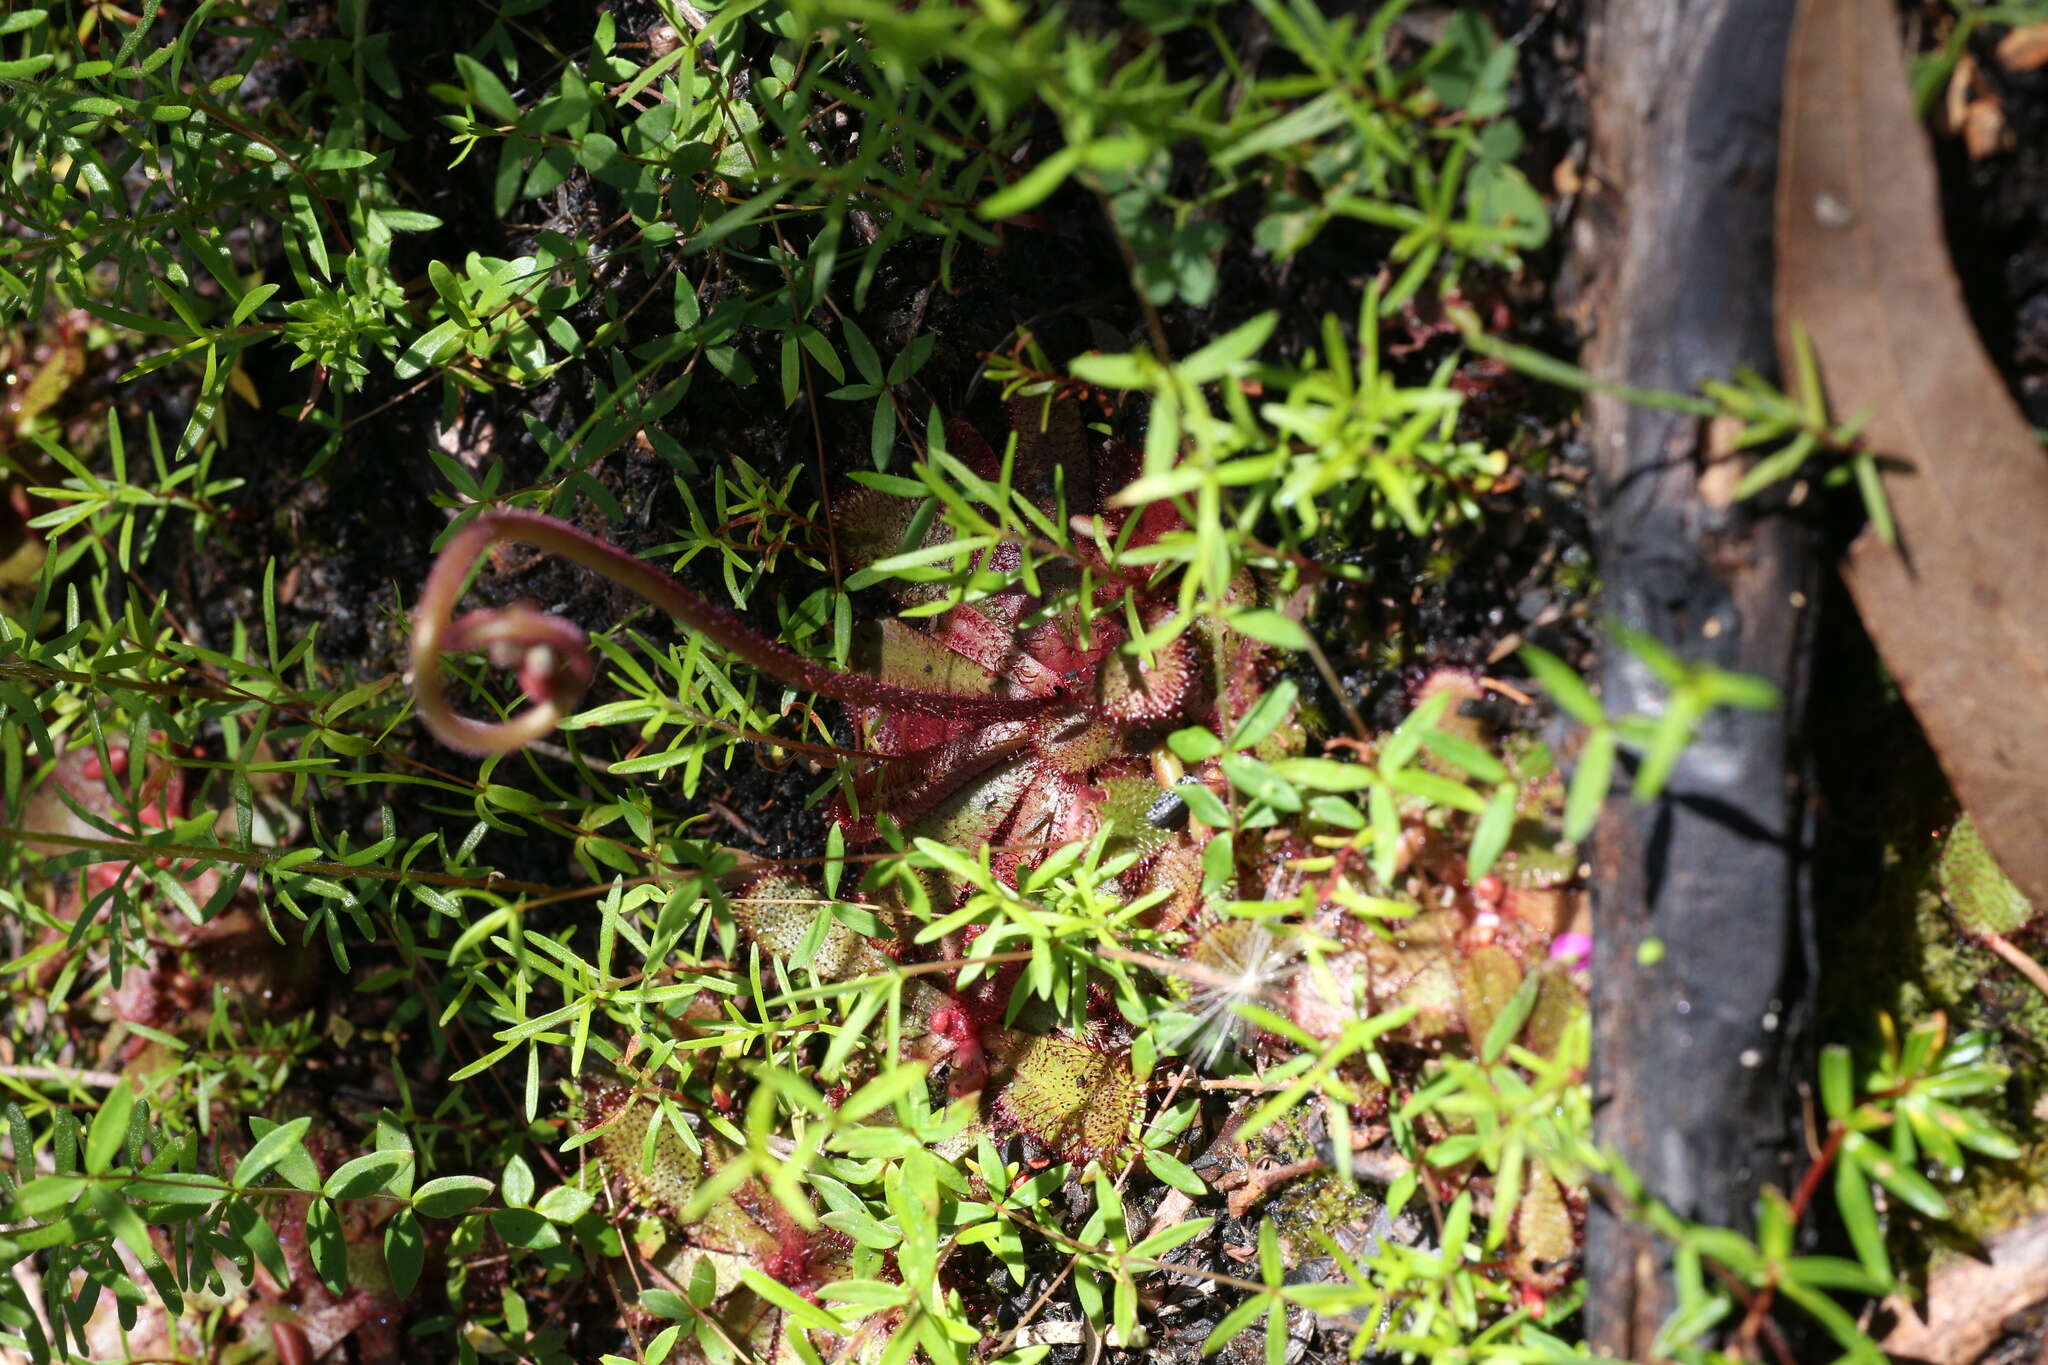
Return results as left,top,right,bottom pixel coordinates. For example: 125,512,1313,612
0,2,2026,1363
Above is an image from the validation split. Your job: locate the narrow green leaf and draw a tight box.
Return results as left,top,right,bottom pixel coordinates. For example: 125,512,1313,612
85,1084,136,1174
1220,753,1301,812
1520,644,1603,727
1466,781,1518,882
1176,781,1230,827
307,1196,349,1295
980,145,1083,219
230,1196,291,1286
1420,727,1508,783
1386,766,1485,814
385,1209,425,1298
1226,608,1311,651
1634,707,1695,801
324,1149,413,1201
1844,1132,1948,1219
641,1287,689,1319
393,318,468,380
453,53,519,122
1564,728,1616,842
1267,756,1375,792
12,1175,85,1219
1854,452,1896,547
127,1173,226,1205
1203,1292,1271,1354
233,1116,313,1188
1733,432,1817,501
820,1207,902,1249
1832,1150,1891,1285
87,1184,156,1263
413,1175,494,1218
1169,727,1223,763
1257,1218,1282,1286
1141,1149,1207,1198
1818,1047,1853,1121
1481,969,1542,1063
1786,1254,1890,1296
534,1184,595,1224
739,1267,842,1332
1929,1101,2021,1161
1130,1215,1212,1261
491,1207,562,1249
230,282,281,327
1179,312,1277,383
1228,680,1299,753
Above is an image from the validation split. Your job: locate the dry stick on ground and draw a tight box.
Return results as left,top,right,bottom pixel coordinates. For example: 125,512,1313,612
1572,0,1817,1353
1982,933,2048,1000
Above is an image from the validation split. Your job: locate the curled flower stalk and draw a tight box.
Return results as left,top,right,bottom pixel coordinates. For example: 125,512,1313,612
409,508,1059,756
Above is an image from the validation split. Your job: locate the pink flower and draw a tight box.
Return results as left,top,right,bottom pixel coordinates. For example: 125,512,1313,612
1549,932,1592,970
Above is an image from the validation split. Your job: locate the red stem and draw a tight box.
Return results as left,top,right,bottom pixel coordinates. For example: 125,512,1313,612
1733,1120,1848,1357
410,509,1058,756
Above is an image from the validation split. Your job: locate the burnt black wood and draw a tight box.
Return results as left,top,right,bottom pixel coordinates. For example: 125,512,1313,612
1572,1,1818,1353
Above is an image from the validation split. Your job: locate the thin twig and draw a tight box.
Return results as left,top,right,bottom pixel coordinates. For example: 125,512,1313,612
1984,932,2048,1000
0,1064,126,1089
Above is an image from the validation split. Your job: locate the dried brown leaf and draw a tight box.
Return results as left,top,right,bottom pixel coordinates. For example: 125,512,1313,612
1939,52,1978,137
1963,96,2007,160
1996,22,2048,72
1882,1211,2048,1365
1777,0,2048,907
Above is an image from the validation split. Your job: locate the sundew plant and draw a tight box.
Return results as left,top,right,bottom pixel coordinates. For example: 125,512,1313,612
0,3,2021,1364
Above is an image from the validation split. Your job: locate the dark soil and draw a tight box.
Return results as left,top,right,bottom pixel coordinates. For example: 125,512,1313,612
1936,15,2048,427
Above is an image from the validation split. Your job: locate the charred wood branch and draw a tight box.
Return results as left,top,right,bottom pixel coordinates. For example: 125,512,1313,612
1572,0,1819,1353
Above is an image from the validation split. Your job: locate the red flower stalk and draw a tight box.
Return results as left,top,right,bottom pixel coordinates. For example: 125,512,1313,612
409,508,1059,756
